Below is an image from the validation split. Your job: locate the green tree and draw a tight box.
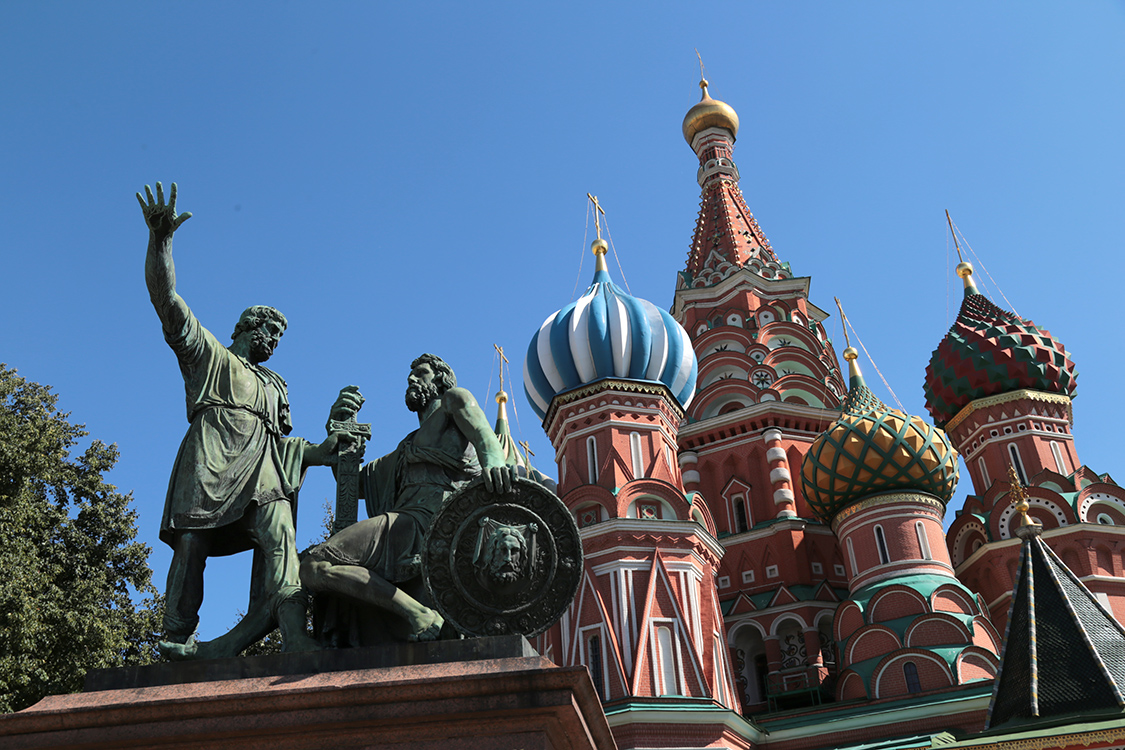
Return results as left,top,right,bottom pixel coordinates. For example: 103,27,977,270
0,364,161,713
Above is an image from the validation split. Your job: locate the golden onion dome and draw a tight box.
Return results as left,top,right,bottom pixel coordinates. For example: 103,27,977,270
682,78,739,146
801,349,959,524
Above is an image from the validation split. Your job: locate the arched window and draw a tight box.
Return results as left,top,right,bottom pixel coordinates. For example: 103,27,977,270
874,525,891,565
915,521,932,560
630,432,644,479
847,537,858,577
978,458,990,489
586,436,599,484
587,634,605,700
1050,442,1066,474
733,494,749,533
655,626,679,696
713,635,728,706
903,661,921,694
1008,445,1027,485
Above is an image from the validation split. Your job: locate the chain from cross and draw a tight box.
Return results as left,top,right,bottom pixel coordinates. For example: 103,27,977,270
586,193,606,240
327,416,373,534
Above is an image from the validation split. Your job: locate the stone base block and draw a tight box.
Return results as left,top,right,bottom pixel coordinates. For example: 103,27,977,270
0,636,615,750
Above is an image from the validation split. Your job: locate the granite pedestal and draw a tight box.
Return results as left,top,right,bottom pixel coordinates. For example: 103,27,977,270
0,636,615,750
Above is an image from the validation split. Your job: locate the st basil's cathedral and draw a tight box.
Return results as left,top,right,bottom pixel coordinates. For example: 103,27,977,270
512,77,1125,750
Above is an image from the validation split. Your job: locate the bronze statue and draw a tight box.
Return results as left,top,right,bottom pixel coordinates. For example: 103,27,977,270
301,354,516,642
138,182,340,658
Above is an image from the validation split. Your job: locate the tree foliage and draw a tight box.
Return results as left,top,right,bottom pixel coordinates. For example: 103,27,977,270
0,364,161,713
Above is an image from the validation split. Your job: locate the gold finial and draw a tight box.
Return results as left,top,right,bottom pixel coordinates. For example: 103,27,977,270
696,49,711,100
682,57,739,145
835,298,862,379
956,260,975,288
1008,463,1042,538
494,389,510,426
843,346,861,380
587,194,609,271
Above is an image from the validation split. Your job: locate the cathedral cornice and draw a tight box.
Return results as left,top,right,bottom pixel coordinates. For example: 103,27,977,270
944,388,1073,433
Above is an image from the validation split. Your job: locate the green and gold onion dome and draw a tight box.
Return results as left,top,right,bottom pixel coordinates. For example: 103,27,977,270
923,262,1077,427
801,348,960,524
682,78,740,145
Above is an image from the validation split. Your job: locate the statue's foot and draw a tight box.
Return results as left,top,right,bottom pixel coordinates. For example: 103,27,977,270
281,633,322,654
406,607,444,642
194,637,242,660
158,639,198,661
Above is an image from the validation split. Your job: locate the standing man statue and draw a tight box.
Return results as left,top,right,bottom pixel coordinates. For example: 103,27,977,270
300,354,515,643
139,182,340,657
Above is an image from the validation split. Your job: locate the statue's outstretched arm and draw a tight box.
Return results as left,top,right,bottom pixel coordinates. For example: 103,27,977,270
444,387,513,494
138,181,192,331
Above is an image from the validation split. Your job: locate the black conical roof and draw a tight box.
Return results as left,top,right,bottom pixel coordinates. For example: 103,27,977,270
987,528,1125,729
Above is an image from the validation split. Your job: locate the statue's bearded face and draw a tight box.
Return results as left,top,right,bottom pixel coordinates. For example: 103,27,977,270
405,363,441,413
488,532,526,584
247,320,284,364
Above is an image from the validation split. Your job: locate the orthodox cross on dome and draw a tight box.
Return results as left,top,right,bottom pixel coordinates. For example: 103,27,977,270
586,193,606,241
494,343,509,393
519,439,535,469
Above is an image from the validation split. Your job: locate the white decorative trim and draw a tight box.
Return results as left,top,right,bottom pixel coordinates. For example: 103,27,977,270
770,467,791,483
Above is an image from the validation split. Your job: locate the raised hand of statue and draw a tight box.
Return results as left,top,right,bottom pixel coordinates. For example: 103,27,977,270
136,182,192,239
328,385,365,425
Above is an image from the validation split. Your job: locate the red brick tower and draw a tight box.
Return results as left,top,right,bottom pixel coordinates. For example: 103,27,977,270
525,236,746,749
928,262,1125,630
670,77,850,712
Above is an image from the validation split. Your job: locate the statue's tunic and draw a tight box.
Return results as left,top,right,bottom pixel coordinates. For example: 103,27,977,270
307,412,480,582
159,307,305,553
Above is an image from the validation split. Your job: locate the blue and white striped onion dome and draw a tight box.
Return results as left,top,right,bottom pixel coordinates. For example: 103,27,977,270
524,241,698,420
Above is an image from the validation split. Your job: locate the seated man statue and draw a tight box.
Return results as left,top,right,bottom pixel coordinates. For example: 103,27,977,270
301,354,515,642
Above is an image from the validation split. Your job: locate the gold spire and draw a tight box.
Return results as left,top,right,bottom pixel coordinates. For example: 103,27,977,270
835,297,862,381
946,211,977,291
682,66,740,146
957,261,975,289
495,389,509,423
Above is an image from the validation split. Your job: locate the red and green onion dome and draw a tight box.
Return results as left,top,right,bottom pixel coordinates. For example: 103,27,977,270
924,262,1077,427
801,348,960,524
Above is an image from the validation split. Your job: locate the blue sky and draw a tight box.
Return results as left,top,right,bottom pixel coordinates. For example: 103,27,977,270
3,2,1123,639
